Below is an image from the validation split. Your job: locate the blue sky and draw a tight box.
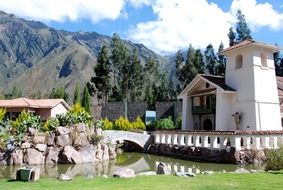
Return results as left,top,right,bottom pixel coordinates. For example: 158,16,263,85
0,0,283,55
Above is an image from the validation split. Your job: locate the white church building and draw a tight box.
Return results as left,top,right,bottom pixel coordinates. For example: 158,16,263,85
178,40,282,132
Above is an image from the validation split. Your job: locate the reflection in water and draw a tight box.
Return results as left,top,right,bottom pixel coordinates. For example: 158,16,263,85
0,152,264,179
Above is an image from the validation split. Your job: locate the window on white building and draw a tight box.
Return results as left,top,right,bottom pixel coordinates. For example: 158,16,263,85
260,53,268,67
235,54,243,69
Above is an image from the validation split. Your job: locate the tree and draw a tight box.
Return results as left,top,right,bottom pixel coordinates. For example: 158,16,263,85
5,85,23,99
175,50,185,93
205,44,218,75
274,51,283,76
73,84,80,105
194,49,205,74
81,85,91,113
49,87,68,102
228,27,236,47
216,42,226,76
236,9,252,42
88,45,112,104
129,48,144,101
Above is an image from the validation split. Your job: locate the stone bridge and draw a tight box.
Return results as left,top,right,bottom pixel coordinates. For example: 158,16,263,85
103,130,153,150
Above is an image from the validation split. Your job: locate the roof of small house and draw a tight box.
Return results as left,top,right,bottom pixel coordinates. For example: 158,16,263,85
178,74,235,98
221,39,280,55
0,98,71,110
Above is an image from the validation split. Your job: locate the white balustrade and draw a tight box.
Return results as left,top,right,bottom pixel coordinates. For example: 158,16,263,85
154,131,283,151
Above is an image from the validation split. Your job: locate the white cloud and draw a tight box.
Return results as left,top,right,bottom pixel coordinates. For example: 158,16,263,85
127,0,151,8
127,0,234,54
231,0,283,31
0,0,126,23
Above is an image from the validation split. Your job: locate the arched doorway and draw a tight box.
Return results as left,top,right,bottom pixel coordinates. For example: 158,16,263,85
203,119,213,130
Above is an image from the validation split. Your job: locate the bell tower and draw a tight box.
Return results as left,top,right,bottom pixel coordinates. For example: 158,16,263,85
221,40,281,131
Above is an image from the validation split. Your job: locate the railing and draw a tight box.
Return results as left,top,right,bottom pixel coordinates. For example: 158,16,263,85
192,106,214,115
153,130,283,151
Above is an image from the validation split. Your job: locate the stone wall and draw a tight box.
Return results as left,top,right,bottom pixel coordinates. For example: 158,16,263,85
147,144,266,164
101,101,182,122
101,102,147,122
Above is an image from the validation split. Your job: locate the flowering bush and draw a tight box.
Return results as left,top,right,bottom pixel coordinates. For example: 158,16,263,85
114,117,132,131
132,117,146,131
102,118,113,130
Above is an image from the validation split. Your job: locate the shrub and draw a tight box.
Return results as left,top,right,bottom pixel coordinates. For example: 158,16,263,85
102,118,113,130
43,117,60,131
132,117,146,131
114,117,132,131
90,134,104,145
155,117,175,130
176,115,182,129
10,110,42,134
0,108,6,121
56,103,93,127
265,145,283,171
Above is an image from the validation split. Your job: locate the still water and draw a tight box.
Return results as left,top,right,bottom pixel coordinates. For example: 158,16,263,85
0,152,263,179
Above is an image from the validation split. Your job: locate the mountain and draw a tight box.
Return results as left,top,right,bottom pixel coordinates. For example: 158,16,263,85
0,11,169,102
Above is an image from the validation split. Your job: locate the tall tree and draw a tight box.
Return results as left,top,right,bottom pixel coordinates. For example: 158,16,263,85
49,87,68,102
81,85,91,113
274,51,283,76
216,42,226,76
236,9,252,42
228,27,236,46
175,50,185,93
73,84,80,105
88,45,111,104
194,49,205,74
205,44,218,75
129,48,144,101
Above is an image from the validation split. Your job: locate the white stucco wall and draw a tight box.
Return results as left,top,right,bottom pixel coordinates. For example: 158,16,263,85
50,103,68,118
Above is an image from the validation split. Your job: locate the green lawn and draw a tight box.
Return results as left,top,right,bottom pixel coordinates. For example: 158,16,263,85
0,171,283,190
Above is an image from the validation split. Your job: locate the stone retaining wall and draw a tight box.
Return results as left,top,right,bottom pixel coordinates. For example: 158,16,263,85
0,124,117,166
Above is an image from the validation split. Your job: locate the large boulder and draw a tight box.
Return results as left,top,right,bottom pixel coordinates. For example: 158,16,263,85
156,162,171,175
101,144,109,160
56,134,71,147
80,145,96,163
21,142,32,149
60,146,82,164
24,148,44,165
45,147,61,164
28,127,36,136
113,168,135,178
74,133,89,148
96,149,103,161
0,152,7,166
55,127,70,136
109,146,117,159
35,144,47,152
33,135,46,145
58,174,72,181
74,123,87,133
11,149,23,165
47,133,56,146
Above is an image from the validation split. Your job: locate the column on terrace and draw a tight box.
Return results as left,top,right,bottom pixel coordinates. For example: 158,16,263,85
251,136,261,150
203,135,210,148
178,134,185,145
161,134,166,144
219,136,225,149
270,136,278,149
211,136,220,149
262,136,270,149
230,136,242,150
244,136,251,149
166,133,172,144
186,134,193,146
155,133,160,144
194,134,201,147
173,134,178,145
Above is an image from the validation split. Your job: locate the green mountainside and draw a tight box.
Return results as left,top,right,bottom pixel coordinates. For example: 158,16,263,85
0,11,169,101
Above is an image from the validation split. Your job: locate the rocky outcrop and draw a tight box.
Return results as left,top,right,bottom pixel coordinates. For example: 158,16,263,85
0,124,117,166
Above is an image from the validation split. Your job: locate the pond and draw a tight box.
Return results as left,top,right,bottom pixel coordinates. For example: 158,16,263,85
0,152,263,179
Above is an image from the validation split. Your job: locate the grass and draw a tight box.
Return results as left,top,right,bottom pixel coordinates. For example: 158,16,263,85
0,171,283,190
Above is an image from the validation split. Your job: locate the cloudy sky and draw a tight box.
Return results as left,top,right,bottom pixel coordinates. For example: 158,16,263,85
0,0,282,54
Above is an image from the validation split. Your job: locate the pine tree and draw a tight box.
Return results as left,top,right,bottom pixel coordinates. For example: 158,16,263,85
216,42,226,76
49,87,68,102
228,27,236,46
88,45,111,104
175,50,185,93
205,44,217,75
274,51,283,76
129,48,144,101
236,9,252,42
73,84,80,105
194,49,205,74
81,85,91,113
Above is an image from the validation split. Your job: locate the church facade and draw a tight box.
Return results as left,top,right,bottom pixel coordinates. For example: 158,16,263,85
178,40,282,131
